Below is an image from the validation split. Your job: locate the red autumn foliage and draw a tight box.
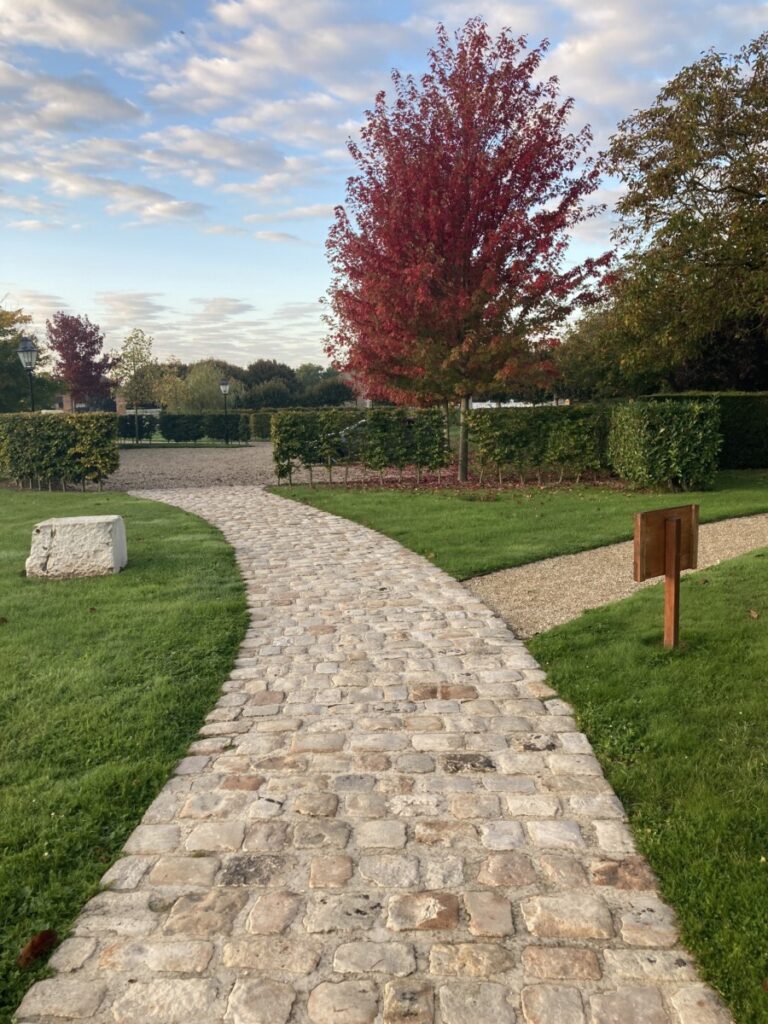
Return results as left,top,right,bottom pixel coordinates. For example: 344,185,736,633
325,19,612,405
46,311,117,404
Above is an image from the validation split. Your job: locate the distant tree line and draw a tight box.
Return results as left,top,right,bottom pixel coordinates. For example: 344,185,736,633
0,307,354,414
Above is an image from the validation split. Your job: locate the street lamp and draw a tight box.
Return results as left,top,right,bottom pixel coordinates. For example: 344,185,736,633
219,377,230,445
16,336,38,412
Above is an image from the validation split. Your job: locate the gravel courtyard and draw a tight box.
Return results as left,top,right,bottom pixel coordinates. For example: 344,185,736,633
105,444,284,490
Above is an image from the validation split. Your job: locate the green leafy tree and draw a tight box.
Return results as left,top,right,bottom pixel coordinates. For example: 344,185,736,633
294,363,324,388
0,307,59,412
115,328,159,442
302,378,355,407
245,359,296,391
183,361,245,413
602,31,768,385
249,378,293,409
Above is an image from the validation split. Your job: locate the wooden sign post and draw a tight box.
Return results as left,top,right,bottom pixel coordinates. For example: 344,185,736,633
634,504,699,648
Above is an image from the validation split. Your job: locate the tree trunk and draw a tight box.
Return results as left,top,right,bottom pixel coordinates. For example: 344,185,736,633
134,407,139,445
443,401,451,444
458,396,470,482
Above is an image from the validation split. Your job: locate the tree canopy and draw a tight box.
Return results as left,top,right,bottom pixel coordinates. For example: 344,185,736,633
325,18,610,411
558,31,768,398
46,312,116,405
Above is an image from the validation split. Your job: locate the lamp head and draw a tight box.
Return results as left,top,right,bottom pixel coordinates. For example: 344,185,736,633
17,335,38,372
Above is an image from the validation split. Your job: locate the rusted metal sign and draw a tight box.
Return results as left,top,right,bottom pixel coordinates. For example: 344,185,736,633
634,504,699,648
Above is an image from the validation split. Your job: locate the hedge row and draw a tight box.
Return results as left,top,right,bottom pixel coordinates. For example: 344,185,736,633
118,414,156,442
467,406,610,483
609,400,721,490
158,412,250,443
644,392,768,469
470,401,721,490
0,413,119,488
272,408,449,484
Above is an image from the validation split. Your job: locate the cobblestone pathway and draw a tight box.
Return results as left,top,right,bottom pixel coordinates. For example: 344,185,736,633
18,487,731,1024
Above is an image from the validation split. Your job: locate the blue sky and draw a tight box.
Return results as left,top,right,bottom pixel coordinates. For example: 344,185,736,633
1,0,765,367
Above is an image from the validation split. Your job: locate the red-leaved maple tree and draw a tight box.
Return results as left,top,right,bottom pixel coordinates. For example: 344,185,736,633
325,19,612,478
46,311,117,405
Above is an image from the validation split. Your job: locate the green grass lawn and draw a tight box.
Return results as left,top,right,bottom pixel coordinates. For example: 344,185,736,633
0,490,247,1022
529,552,768,1024
278,470,768,579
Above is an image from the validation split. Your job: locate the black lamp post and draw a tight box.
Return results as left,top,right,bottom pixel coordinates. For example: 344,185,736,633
17,336,38,411
219,377,230,445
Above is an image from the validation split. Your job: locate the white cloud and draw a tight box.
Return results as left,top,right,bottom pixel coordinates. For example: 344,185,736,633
1,288,70,332
0,1,159,54
44,168,207,222
254,230,302,242
6,218,62,230
0,63,142,136
246,203,334,222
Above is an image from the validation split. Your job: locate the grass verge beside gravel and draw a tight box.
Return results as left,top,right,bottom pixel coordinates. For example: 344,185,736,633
277,470,768,579
0,490,247,1022
529,551,768,1024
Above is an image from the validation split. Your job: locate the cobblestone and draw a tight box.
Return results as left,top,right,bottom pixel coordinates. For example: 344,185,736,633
16,486,732,1023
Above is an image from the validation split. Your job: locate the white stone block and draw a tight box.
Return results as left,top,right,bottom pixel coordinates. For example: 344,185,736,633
26,515,127,579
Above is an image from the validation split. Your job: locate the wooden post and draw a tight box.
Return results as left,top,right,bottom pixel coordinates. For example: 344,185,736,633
664,516,682,648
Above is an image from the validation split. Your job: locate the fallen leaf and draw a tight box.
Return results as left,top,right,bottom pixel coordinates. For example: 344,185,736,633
18,930,57,968
0,616,7,625
89,607,97,613
748,609,760,619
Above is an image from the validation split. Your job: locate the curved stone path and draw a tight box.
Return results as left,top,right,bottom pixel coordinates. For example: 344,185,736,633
17,487,731,1024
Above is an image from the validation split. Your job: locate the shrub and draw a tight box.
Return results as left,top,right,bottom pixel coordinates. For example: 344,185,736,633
202,412,250,443
318,408,366,483
249,411,273,440
644,392,768,469
271,408,449,484
159,412,205,443
271,410,304,483
117,414,156,443
0,413,118,488
608,399,721,490
544,407,608,482
411,408,450,481
468,406,609,483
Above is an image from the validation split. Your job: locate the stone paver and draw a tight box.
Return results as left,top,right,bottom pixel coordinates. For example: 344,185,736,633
16,486,733,1024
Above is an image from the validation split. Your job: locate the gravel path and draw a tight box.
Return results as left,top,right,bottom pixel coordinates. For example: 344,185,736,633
17,486,729,1024
105,445,282,490
105,445,369,490
467,513,768,638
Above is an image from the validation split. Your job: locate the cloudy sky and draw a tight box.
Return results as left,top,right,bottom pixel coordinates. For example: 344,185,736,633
1,1,764,367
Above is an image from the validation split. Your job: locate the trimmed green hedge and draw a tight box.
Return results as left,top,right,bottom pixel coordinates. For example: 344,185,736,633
202,413,250,443
250,411,272,440
0,413,119,488
609,399,721,490
645,392,768,469
157,412,249,443
271,408,448,484
467,406,610,483
118,414,156,443
159,412,205,443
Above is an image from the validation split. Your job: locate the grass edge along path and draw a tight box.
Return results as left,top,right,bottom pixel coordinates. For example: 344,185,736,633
0,490,248,1023
530,551,768,1024
276,470,768,580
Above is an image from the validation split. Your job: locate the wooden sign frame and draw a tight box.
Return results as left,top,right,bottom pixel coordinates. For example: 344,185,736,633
634,504,699,648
